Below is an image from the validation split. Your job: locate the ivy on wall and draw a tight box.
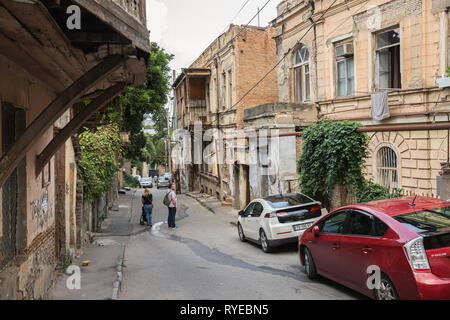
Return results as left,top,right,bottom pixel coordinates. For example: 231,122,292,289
297,118,401,208
78,124,123,200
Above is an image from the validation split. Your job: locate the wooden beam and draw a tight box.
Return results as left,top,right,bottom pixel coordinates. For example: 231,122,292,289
66,32,131,45
35,82,127,175
0,55,124,187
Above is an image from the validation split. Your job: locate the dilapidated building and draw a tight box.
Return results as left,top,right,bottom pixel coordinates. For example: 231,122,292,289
0,0,150,299
173,24,279,209
273,0,450,197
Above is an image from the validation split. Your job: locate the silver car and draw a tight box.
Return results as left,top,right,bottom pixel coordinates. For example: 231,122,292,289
140,177,153,188
157,176,171,189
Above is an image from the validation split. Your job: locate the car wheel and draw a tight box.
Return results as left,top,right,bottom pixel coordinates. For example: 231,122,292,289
303,247,317,280
237,223,246,242
260,230,273,253
374,275,399,300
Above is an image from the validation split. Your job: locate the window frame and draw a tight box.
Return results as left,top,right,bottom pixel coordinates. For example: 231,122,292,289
345,210,389,238
293,45,311,103
375,144,399,192
374,27,402,90
318,210,349,235
334,41,355,98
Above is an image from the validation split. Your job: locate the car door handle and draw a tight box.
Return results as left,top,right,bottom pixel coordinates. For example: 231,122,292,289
362,247,373,254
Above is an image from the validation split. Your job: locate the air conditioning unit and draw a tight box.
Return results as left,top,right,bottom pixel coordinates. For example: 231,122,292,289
336,43,354,57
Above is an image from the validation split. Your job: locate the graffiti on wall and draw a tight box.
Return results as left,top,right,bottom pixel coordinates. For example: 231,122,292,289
30,186,53,229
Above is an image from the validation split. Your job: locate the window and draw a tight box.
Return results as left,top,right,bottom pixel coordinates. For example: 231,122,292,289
228,70,233,108
265,193,315,209
375,28,401,90
335,42,355,97
374,217,389,237
252,202,264,217
319,211,348,234
243,203,256,216
221,72,226,110
347,211,374,236
376,146,399,191
293,45,310,102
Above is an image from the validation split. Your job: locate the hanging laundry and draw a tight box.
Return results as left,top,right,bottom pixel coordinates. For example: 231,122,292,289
371,91,390,121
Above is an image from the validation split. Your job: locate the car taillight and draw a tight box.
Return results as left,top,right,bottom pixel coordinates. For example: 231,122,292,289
404,237,431,273
265,212,289,218
311,205,320,211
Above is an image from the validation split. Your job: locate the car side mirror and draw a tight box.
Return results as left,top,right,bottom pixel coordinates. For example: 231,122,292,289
238,210,244,216
312,226,320,238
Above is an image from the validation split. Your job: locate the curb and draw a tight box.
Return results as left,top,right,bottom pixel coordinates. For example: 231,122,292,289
112,243,126,300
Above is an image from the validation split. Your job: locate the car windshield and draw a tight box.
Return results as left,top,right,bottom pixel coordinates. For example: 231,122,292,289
394,207,450,233
264,194,315,209
141,178,151,182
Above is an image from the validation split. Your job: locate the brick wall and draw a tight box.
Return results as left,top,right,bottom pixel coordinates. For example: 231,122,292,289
235,27,279,128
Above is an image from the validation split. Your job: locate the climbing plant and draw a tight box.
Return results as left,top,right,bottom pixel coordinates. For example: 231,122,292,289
78,124,123,200
298,118,403,208
297,119,370,207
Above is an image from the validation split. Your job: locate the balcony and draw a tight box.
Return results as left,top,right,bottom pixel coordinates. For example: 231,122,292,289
70,0,150,53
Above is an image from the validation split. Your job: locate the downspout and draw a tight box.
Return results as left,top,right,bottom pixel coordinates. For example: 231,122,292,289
214,57,222,198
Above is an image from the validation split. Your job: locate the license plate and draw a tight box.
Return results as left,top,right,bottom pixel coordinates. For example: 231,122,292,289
294,223,313,231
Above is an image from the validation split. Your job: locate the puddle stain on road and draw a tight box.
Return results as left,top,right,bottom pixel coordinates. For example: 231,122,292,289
150,221,310,283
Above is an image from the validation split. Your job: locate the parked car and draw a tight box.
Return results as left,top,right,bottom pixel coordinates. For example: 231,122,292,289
157,176,171,189
237,193,327,253
140,177,153,189
299,196,450,300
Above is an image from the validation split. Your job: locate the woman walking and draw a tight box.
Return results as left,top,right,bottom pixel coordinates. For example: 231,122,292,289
141,188,153,227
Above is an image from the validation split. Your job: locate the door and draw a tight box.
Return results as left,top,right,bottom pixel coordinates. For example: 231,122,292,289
240,203,256,240
338,210,382,295
308,210,349,278
247,202,264,240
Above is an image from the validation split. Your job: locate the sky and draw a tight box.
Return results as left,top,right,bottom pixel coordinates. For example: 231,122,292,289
146,0,280,77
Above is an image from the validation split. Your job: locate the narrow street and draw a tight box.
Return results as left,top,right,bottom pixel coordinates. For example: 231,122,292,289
117,187,365,300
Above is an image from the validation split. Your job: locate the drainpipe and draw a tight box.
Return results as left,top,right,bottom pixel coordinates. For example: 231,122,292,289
356,122,450,132
214,57,222,198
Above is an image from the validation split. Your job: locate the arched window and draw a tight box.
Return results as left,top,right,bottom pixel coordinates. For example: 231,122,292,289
293,45,310,102
376,146,399,191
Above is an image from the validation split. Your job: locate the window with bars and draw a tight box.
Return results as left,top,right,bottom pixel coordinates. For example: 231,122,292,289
376,146,399,191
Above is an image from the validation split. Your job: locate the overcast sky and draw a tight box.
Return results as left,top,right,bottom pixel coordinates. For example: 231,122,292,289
146,0,280,77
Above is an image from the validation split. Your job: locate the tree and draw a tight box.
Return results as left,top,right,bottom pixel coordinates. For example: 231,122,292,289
78,124,123,200
104,42,174,162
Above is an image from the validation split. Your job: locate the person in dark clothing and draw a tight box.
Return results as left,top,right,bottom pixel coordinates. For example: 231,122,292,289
141,188,153,227
167,183,178,229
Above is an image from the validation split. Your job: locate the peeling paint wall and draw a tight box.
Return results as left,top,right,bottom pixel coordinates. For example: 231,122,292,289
0,53,57,299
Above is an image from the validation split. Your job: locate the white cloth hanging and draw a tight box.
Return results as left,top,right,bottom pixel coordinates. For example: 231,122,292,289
371,91,390,121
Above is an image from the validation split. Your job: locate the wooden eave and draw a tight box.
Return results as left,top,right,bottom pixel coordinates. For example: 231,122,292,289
72,0,151,54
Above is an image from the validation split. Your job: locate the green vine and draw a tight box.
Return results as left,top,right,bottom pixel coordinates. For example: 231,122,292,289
78,124,123,200
297,118,401,208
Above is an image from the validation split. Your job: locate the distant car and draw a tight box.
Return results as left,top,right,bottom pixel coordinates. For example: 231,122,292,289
157,176,171,189
299,196,450,300
140,177,153,189
237,193,327,253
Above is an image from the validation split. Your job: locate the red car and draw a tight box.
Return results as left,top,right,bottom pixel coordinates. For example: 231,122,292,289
299,196,450,300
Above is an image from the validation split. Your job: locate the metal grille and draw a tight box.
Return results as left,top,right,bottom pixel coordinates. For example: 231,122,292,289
0,103,21,271
376,146,399,191
1,170,17,271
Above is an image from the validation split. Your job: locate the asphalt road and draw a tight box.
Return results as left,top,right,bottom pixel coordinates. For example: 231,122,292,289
119,187,366,300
